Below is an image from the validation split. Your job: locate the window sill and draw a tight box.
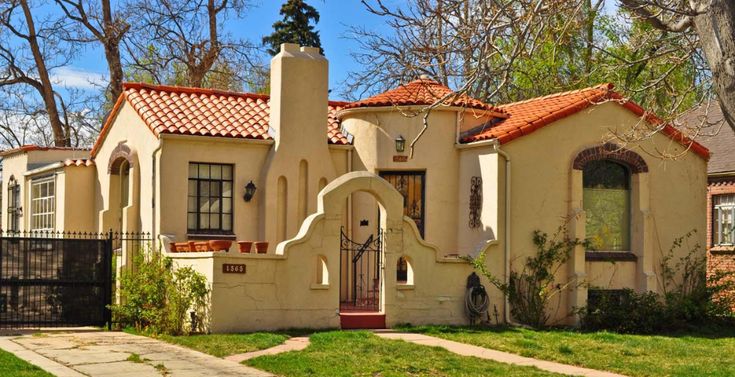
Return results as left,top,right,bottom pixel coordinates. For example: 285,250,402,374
396,283,415,290
310,283,329,290
710,246,735,255
187,233,236,241
585,251,637,262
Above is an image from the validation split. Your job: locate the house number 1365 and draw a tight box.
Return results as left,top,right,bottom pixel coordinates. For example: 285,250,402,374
222,264,246,274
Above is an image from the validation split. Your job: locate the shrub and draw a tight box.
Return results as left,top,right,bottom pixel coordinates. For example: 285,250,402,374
110,252,209,335
580,230,735,333
468,221,587,328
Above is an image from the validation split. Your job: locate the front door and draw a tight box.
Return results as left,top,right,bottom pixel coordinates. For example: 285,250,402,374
379,171,425,236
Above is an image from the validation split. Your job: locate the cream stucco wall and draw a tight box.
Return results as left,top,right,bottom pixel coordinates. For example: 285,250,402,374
93,101,160,236
167,171,480,332
497,102,707,324
341,109,461,253
1,149,90,232
158,136,271,243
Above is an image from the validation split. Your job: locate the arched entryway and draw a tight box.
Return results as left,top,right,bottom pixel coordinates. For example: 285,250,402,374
315,171,405,328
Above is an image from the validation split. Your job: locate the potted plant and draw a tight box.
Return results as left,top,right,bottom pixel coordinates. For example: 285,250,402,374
195,241,209,252
255,241,269,254
238,241,253,253
208,240,232,252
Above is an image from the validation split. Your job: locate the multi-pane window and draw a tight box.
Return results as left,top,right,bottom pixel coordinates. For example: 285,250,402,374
187,163,233,233
30,178,55,231
583,160,631,251
713,194,735,246
7,178,20,232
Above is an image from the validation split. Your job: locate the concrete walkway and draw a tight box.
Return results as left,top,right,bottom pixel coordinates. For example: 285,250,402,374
375,332,629,377
225,336,311,363
0,331,272,377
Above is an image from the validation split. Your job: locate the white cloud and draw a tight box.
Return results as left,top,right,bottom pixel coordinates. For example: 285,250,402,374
50,67,108,90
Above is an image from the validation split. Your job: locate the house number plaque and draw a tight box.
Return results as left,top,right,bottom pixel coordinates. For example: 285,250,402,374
222,264,246,274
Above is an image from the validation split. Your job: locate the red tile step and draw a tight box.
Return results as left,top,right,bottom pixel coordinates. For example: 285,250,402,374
339,312,386,329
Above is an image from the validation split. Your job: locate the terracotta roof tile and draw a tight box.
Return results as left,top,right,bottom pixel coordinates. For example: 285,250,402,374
344,78,507,116
63,158,95,167
461,83,709,160
91,83,350,156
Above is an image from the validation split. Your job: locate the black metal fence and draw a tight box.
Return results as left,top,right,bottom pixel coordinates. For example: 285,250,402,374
0,230,151,329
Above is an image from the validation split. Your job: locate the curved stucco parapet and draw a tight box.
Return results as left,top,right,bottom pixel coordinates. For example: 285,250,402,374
401,215,495,264
274,212,325,256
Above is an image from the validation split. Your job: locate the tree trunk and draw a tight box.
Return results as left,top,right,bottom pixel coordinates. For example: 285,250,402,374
20,0,67,146
694,0,735,130
101,0,124,101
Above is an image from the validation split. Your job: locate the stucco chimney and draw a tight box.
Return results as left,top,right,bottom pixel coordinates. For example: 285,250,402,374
269,43,328,150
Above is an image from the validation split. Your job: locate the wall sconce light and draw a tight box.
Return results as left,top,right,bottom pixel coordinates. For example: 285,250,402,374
243,181,257,202
395,135,406,153
17,206,23,217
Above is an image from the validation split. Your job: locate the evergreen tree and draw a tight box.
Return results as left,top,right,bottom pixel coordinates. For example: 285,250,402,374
263,0,323,56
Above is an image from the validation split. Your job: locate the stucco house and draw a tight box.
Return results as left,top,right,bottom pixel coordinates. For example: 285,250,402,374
0,44,708,331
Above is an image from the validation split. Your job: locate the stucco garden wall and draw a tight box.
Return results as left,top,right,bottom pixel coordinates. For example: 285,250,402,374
167,171,482,332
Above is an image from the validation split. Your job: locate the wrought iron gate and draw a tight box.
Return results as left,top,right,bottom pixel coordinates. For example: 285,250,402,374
339,227,382,312
0,232,113,328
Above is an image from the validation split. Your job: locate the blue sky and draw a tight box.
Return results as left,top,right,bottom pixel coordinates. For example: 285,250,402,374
63,1,391,101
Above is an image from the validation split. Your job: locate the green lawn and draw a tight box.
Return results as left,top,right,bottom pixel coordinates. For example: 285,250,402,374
405,325,735,377
0,348,53,377
246,330,562,377
141,332,290,357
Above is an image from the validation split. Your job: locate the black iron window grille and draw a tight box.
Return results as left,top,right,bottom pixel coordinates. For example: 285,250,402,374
7,178,20,233
469,176,482,229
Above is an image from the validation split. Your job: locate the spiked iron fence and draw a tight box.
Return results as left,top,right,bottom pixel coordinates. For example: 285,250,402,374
0,230,151,329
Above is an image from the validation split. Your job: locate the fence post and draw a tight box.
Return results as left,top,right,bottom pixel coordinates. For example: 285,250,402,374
105,230,113,330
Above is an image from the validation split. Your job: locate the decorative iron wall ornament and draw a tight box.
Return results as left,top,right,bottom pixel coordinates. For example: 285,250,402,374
469,176,482,229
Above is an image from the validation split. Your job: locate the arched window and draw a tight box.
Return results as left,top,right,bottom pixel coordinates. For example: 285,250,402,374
583,160,631,251
396,256,414,285
315,255,329,285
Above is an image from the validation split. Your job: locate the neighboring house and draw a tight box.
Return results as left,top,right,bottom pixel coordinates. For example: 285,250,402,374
0,146,94,233
679,102,735,278
0,44,709,331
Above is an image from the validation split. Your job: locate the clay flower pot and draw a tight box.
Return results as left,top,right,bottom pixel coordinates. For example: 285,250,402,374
172,242,186,252
195,241,209,252
187,241,196,252
255,241,269,254
238,241,253,254
208,240,232,252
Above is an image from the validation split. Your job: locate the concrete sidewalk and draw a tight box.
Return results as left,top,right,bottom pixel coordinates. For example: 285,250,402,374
0,331,272,377
375,332,629,377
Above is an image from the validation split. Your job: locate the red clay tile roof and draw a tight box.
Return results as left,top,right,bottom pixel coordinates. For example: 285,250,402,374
344,78,507,116
63,158,95,167
462,83,709,160
0,145,90,157
91,83,349,157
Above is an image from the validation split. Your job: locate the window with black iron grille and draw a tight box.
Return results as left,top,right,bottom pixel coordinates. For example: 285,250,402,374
7,178,20,232
187,163,233,234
